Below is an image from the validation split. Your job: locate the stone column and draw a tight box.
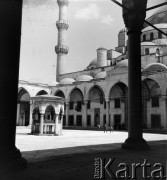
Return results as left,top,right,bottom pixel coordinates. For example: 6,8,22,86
106,100,109,125
54,114,59,135
29,104,33,127
0,0,27,171
82,101,88,127
161,96,167,129
65,102,69,126
121,0,150,150
40,114,44,134
16,103,20,126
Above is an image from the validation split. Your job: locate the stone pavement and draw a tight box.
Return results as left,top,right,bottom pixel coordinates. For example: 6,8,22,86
3,127,166,180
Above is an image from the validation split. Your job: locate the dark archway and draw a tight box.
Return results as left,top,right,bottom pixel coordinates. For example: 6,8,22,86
36,90,48,96
109,82,128,129
18,88,30,126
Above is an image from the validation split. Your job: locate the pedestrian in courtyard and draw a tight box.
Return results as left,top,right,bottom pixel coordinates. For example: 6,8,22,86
104,123,107,133
109,125,113,133
97,124,100,131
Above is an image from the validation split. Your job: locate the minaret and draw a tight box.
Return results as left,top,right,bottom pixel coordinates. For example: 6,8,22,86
55,0,69,82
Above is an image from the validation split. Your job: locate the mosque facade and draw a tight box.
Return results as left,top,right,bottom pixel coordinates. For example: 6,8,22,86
18,2,167,130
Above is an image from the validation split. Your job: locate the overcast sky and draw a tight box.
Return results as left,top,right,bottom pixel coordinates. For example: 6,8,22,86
19,0,164,83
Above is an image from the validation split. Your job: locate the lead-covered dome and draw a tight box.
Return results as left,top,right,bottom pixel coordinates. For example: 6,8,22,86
145,2,167,26
47,81,59,86
76,75,93,82
95,71,107,79
60,78,75,84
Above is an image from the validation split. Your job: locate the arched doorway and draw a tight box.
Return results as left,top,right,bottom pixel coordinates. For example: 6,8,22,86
143,79,162,129
69,88,84,126
17,88,30,126
109,82,128,130
88,85,105,127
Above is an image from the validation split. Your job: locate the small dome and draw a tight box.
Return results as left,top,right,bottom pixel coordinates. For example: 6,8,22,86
89,59,97,66
142,23,167,32
47,81,59,86
115,59,128,68
60,78,75,84
119,28,127,33
76,75,93,82
95,71,107,79
141,42,156,46
151,3,167,17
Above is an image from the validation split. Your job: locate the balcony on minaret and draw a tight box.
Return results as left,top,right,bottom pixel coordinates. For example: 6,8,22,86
56,20,69,30
55,45,69,54
57,0,69,7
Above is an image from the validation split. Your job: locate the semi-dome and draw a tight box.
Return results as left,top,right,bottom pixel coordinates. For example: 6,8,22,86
115,59,128,68
47,81,59,86
60,78,75,84
142,63,167,75
141,42,156,46
142,23,167,32
76,75,93,82
145,3,167,26
95,71,107,79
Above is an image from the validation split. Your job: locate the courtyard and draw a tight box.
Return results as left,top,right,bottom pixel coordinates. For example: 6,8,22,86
2,127,163,180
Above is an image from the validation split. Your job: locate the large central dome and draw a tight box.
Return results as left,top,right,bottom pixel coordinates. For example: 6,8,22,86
144,2,167,27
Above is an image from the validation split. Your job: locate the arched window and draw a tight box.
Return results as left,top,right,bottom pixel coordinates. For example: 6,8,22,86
156,48,160,55
150,32,154,40
143,34,146,41
158,31,162,39
145,48,149,55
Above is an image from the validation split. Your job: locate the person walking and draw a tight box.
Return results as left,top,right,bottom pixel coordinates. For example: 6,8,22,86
104,123,107,133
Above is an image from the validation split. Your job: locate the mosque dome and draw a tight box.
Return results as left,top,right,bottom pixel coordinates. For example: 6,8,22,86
115,59,128,68
28,78,45,84
76,75,93,82
119,28,127,33
47,81,59,86
95,71,107,79
60,78,75,84
145,2,167,26
89,59,97,66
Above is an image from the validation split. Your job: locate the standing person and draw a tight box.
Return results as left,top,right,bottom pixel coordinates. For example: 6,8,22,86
104,123,107,133
97,124,100,131
110,125,113,133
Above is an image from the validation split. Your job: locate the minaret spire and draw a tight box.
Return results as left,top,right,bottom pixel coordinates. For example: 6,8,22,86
55,0,69,82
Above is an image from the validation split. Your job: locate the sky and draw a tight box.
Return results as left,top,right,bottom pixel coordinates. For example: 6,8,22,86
19,0,163,83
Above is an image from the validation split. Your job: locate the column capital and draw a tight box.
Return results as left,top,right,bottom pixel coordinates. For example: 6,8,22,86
57,0,69,7
122,0,147,34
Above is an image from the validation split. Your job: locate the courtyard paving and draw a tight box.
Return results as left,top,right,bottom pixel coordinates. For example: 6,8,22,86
3,127,166,180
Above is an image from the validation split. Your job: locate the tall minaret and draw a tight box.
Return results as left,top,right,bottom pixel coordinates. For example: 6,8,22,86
55,0,69,82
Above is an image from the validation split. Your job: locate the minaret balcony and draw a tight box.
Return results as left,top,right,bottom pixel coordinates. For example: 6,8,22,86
55,45,69,54
56,20,69,30
57,0,69,7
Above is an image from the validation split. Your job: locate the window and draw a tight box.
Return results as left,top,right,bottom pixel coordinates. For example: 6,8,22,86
152,97,159,107
151,114,161,128
69,115,74,125
69,102,73,110
145,48,149,55
156,48,160,55
104,101,106,109
87,100,90,109
150,32,154,40
76,101,82,111
143,34,146,41
158,31,162,39
114,98,120,108
87,115,91,126
76,115,82,126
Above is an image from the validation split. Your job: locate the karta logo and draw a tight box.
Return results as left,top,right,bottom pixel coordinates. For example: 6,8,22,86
94,158,166,179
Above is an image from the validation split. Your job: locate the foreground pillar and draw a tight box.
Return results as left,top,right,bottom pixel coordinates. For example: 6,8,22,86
121,0,150,150
65,102,69,126
0,0,27,172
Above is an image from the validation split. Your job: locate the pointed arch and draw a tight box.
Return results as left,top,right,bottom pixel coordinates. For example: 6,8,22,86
36,90,48,96
54,90,65,98
87,85,105,103
69,88,84,102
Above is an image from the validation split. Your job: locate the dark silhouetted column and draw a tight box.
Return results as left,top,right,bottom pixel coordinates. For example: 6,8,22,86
0,0,27,172
121,0,150,150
